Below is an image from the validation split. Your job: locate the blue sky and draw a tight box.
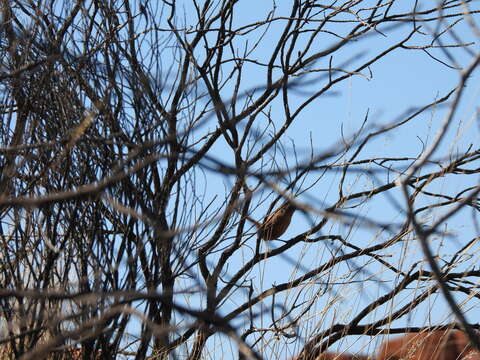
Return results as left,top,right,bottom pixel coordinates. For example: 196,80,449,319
79,1,480,358
2,1,480,359
174,1,480,358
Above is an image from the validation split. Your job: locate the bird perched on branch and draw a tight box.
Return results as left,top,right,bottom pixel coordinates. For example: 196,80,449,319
257,201,297,240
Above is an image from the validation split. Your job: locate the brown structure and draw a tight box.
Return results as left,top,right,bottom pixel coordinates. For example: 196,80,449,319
463,347,480,360
315,352,370,360
293,330,480,360
257,202,296,240
377,330,480,360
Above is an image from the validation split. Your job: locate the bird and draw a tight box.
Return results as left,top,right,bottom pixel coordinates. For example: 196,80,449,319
257,201,297,240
